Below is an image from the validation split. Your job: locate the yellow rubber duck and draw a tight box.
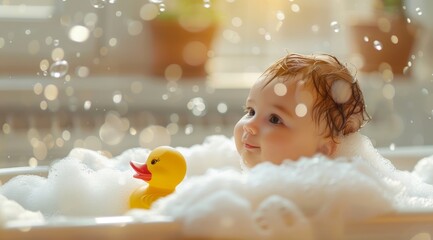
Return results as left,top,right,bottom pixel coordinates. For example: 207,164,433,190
129,146,187,209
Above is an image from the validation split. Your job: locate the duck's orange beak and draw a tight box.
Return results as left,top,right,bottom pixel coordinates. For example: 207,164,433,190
130,161,152,182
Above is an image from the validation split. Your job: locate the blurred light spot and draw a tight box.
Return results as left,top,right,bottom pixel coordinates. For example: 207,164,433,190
170,113,179,123
113,91,122,103
29,158,38,168
100,46,108,56
415,7,423,16
69,25,90,43
421,88,429,95
51,47,65,61
382,84,395,99
217,103,228,113
331,80,352,103
164,64,183,81
276,11,285,20
45,36,53,45
363,36,369,42
62,130,71,141
0,37,5,48
84,100,92,110
407,18,411,24
291,4,300,13
139,125,171,149
185,124,194,135
264,33,271,41
2,123,11,134
33,141,47,160
391,35,399,44
84,12,98,28
295,103,307,117
410,232,431,240
187,97,207,116
377,17,391,32
50,60,69,78
40,59,49,71
56,138,65,147
373,40,383,51
223,29,241,44
99,113,128,145
108,38,117,47
65,86,74,96
231,17,242,27
274,83,287,96
167,123,179,135
129,127,137,135
127,20,143,36
28,40,40,55
44,84,59,101
330,21,340,33
34,83,43,95
93,27,104,38
192,85,200,92
140,3,159,21
116,11,122,17
40,101,48,110
389,143,395,151
84,136,102,150
311,25,319,33
76,66,90,78
382,69,394,82
130,81,143,94
183,41,208,66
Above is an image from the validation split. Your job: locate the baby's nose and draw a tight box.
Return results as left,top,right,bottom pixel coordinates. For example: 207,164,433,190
243,121,257,135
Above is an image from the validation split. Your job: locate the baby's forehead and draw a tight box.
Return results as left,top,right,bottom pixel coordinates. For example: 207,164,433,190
255,74,313,96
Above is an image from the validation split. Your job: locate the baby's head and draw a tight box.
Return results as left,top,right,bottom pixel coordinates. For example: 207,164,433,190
234,53,370,168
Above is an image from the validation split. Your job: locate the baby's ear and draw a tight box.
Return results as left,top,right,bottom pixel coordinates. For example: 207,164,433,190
318,139,337,157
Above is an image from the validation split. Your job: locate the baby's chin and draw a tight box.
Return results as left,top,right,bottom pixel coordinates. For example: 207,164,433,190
240,155,263,169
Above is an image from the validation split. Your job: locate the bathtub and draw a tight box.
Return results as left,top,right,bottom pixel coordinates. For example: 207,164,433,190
1,146,433,240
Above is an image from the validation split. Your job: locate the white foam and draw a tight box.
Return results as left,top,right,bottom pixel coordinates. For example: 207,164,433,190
413,155,433,185
1,133,433,239
0,195,44,227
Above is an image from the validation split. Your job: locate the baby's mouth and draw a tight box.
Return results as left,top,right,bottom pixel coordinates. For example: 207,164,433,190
244,143,259,150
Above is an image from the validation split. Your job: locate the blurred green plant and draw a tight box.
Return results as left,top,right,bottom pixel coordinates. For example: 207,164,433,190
376,0,406,16
154,0,219,31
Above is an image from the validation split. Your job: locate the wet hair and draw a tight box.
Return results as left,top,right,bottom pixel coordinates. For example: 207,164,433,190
262,53,371,142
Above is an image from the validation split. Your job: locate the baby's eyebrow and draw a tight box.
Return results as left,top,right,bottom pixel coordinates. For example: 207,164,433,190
273,104,294,118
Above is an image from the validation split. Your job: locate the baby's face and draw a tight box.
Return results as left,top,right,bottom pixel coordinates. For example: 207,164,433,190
234,75,333,168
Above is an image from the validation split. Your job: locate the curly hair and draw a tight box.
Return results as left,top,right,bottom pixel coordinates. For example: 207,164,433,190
262,53,371,142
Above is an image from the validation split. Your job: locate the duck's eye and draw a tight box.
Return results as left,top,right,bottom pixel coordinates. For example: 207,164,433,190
151,159,160,165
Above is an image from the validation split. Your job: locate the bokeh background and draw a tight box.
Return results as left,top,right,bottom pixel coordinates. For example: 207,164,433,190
0,0,432,168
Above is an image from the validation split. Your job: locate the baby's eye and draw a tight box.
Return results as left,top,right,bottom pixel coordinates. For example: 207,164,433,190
269,114,282,124
243,107,255,117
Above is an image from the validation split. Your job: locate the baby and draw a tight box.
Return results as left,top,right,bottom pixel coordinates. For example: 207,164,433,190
234,53,370,168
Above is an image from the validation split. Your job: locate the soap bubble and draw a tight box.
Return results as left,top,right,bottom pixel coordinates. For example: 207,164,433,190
50,60,69,78
90,0,107,8
330,21,340,33
373,40,383,51
187,97,207,116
